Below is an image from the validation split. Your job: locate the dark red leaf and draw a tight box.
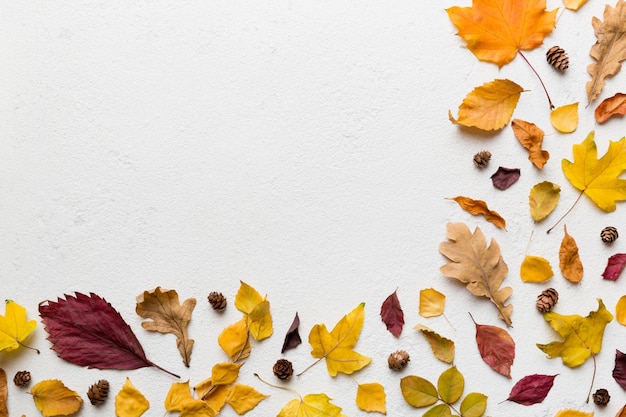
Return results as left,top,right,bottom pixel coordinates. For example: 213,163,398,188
39,292,178,377
602,254,626,281
490,167,521,190
380,290,404,337
471,314,515,378
613,349,626,390
281,312,302,353
506,374,557,405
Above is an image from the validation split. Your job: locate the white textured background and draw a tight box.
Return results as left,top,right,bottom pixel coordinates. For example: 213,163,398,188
2,1,626,416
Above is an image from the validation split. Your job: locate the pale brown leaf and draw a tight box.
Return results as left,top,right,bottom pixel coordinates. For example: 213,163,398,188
559,225,583,283
511,119,549,169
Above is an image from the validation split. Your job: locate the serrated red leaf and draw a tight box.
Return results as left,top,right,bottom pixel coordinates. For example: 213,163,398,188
39,292,177,377
281,312,302,353
613,349,626,390
602,254,626,281
380,290,404,337
472,315,515,378
506,374,557,405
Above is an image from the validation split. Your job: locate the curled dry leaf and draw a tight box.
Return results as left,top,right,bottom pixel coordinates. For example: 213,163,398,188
415,325,455,364
0,369,6,417
529,181,560,222
447,196,506,229
559,225,583,283
471,315,515,378
602,253,626,281
595,92,626,123
356,382,387,414
506,374,557,405
511,119,549,169
281,312,302,353
491,167,521,190
613,349,626,390
30,379,82,417
115,378,149,417
520,255,554,283
419,288,445,318
550,103,579,133
380,290,404,337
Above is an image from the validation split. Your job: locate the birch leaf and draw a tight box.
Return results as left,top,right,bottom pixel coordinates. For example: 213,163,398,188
0,300,37,353
194,378,229,412
115,378,149,417
226,384,268,415
529,181,560,222
550,103,579,133
0,369,7,417
602,253,626,281
559,225,583,283
554,410,593,417
595,92,626,123
511,119,549,169
447,196,506,229
616,296,626,325
520,256,554,283
211,362,242,386
277,393,344,417
419,288,445,318
563,0,589,10
380,289,404,337
415,325,455,363
30,380,82,417
356,382,387,414
180,401,216,417
164,381,193,412
235,281,273,341
218,319,250,361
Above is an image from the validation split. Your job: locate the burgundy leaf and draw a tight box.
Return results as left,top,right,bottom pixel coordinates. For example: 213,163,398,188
380,290,404,337
490,167,521,190
506,374,557,405
613,349,626,390
39,292,178,377
602,253,626,281
471,314,515,378
281,312,302,353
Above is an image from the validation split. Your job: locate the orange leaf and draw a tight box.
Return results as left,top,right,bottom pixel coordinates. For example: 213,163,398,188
448,196,506,229
0,369,6,417
559,225,583,283
447,0,556,67
511,119,549,169
595,92,626,123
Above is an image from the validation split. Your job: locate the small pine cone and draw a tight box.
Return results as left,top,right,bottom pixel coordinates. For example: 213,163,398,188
536,288,558,313
273,359,293,380
473,150,492,168
601,226,618,243
13,371,31,387
546,46,569,71
388,350,410,370
593,388,610,406
208,291,227,311
87,380,109,406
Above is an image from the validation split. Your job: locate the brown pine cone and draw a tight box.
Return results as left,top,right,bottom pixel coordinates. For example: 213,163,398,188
13,371,31,387
388,350,410,370
473,150,491,168
87,380,110,405
536,288,558,313
601,226,618,243
593,388,610,406
208,291,227,311
546,46,569,71
273,359,293,380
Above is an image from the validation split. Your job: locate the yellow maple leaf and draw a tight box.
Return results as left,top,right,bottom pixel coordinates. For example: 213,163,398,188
278,393,346,417
308,303,371,377
356,382,387,414
0,300,36,352
520,255,553,283
447,0,556,67
30,379,82,417
226,384,268,414
550,103,579,133
115,378,149,417
218,319,251,361
419,288,445,318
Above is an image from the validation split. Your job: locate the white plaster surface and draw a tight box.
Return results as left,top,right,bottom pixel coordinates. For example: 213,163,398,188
2,1,626,416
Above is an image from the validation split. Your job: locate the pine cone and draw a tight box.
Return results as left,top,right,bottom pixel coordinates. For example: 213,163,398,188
593,388,610,406
601,226,618,243
87,380,110,406
13,371,31,387
273,359,293,380
388,350,410,370
473,150,491,168
536,288,558,313
546,46,569,71
208,292,227,311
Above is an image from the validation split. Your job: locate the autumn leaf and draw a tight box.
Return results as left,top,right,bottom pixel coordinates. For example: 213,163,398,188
602,253,626,280
595,92,626,123
194,378,229,412
559,225,583,283
0,300,37,353
446,0,556,67
438,366,464,404
218,319,251,362
529,181,560,222
470,314,515,378
587,0,626,103
415,325,455,364
616,296,626,325
439,222,513,326
356,382,386,414
520,255,553,283
282,312,302,353
419,288,445,318
136,287,196,367
164,381,193,412
505,374,557,405
380,289,404,337
30,380,82,417
447,196,506,229
449,79,523,130
512,119,549,169
115,378,149,417
554,410,593,417
400,376,438,408
550,103,578,133
460,392,487,417
277,393,345,417
180,401,216,417
613,349,626,390
0,369,6,417
235,281,273,341
563,0,589,10
537,299,613,367
491,167,520,190
212,362,241,386
226,384,268,414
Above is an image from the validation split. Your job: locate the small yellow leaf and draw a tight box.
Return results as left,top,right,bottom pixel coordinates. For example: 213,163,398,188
234,281,264,315
520,255,554,283
212,362,242,386
554,409,594,417
164,381,193,412
180,400,216,417
415,325,455,363
563,0,589,10
0,300,37,352
226,384,268,414
277,393,344,417
419,288,445,318
218,319,251,361
115,378,149,417
550,103,579,133
559,225,583,283
30,380,82,417
194,378,229,413
356,382,387,414
529,181,561,222
247,300,273,341
616,295,626,325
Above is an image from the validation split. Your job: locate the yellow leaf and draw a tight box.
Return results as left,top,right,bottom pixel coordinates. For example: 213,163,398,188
559,225,583,283
218,319,251,361
194,378,230,412
529,181,561,222
512,119,550,169
30,380,82,417
550,103,579,133
520,255,554,283
164,381,193,412
562,132,626,212
309,303,371,376
356,382,387,414
449,79,523,131
415,325,455,364
226,384,268,415
136,287,196,367
447,196,506,229
419,288,445,318
0,300,36,352
400,376,438,408
460,392,488,417
235,281,264,315
447,0,556,67
554,410,594,417
115,378,149,417
278,393,344,417
180,400,216,417
212,362,242,386
616,295,626,325
537,299,613,367
437,366,464,404
563,0,589,11
247,300,273,341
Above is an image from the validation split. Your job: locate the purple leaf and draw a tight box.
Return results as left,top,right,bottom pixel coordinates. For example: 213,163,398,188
506,374,557,405
281,312,302,353
602,253,626,281
491,167,521,190
613,349,626,390
380,290,404,337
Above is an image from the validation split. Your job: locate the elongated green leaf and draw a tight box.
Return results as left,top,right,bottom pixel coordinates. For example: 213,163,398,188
400,376,438,408
438,366,464,404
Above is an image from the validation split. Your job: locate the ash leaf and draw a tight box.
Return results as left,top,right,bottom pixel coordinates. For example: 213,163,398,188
506,374,557,405
491,167,521,190
602,253,626,281
380,290,404,337
281,312,302,353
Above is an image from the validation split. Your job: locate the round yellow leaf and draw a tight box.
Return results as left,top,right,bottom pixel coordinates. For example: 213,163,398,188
30,380,82,417
115,378,149,417
419,288,446,318
550,103,579,133
356,382,387,414
520,255,554,282
616,295,626,325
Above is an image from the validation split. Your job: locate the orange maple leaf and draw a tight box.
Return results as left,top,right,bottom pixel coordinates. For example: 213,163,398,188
447,0,557,67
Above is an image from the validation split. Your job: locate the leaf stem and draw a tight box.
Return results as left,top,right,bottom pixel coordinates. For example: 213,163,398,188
547,191,584,234
518,51,554,110
586,355,597,403
233,330,251,363
147,360,180,378
17,340,40,354
296,358,323,377
255,373,302,401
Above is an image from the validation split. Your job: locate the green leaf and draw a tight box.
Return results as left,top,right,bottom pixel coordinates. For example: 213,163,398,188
438,366,464,404
400,376,438,408
460,392,488,417
424,403,452,417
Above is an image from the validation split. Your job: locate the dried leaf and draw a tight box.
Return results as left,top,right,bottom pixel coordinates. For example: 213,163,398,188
587,0,626,103
356,382,387,414
616,296,626,325
195,378,229,412
180,401,216,417
529,181,560,222
617,404,626,417
415,325,455,364
554,409,593,417
115,378,149,417
438,366,464,404
595,92,626,123
0,369,6,417
439,222,513,326
277,393,344,417
380,290,404,337
400,376,438,408
537,299,613,367
471,316,515,378
39,293,174,375
30,379,82,417
136,287,196,367
602,253,626,281
235,281,273,341
446,0,556,67
460,392,487,417
505,374,557,405
447,196,506,229
0,300,36,352
563,0,589,11
424,404,451,417
613,349,626,390
281,312,302,353
449,79,523,130
218,319,250,361
164,381,193,412
419,288,445,318
559,225,583,283
491,167,521,191
212,362,241,386
520,255,554,283
550,103,579,133
226,384,268,415
511,119,549,169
